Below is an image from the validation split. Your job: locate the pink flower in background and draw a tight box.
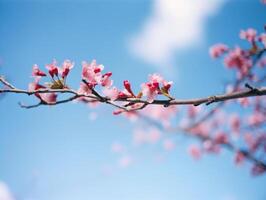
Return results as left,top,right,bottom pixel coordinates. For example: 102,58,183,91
230,114,240,133
203,140,220,154
59,60,74,79
46,60,59,78
163,139,175,151
234,151,245,165
240,28,257,42
188,145,201,160
209,43,228,58
32,64,46,77
123,80,135,97
214,132,228,144
248,112,265,126
224,47,252,76
161,80,173,94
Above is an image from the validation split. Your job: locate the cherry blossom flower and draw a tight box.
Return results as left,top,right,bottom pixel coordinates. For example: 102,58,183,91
59,59,74,79
224,47,252,77
209,43,228,58
102,87,119,101
32,64,46,77
214,132,228,144
82,60,104,87
141,73,172,103
203,140,220,154
77,82,92,95
28,81,46,99
248,112,265,126
240,28,257,43
41,93,57,104
46,60,59,78
229,114,240,133
123,80,135,97
101,72,113,87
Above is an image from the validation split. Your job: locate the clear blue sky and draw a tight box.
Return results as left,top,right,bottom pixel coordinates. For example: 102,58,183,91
0,0,266,200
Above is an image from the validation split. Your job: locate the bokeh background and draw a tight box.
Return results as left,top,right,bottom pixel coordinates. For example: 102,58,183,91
0,0,266,200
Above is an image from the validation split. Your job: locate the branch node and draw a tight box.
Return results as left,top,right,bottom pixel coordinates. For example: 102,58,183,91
245,83,263,95
206,96,217,105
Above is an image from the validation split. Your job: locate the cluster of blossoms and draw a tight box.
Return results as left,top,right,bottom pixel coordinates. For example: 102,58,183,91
28,59,173,108
29,60,74,103
209,28,266,79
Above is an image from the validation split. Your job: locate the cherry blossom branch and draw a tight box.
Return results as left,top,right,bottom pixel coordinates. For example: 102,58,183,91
1,75,265,110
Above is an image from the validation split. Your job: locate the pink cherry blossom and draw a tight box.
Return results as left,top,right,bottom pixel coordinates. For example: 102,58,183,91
203,140,220,154
240,28,257,43
209,43,228,58
82,60,104,87
32,64,46,77
141,82,159,103
147,128,161,144
101,72,113,88
248,112,265,126
230,114,240,133
188,145,201,160
214,132,228,144
123,80,135,97
102,87,119,101
41,93,57,104
77,82,92,95
224,47,252,77
46,60,59,78
59,60,74,79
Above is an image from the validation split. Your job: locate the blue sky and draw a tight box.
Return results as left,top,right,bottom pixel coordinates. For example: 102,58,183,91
0,0,266,200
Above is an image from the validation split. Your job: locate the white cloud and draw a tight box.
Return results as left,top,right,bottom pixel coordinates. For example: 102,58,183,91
0,182,15,200
129,0,226,71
